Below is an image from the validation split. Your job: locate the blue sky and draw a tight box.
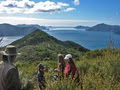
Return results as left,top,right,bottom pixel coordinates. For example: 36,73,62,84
0,0,120,26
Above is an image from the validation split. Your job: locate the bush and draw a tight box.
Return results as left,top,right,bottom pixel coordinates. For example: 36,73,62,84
15,49,120,90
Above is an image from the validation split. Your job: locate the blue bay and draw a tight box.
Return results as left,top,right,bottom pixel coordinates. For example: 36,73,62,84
0,28,120,50
45,28,120,50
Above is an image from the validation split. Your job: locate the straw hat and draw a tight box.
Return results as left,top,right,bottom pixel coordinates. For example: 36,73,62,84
58,54,63,57
0,45,20,56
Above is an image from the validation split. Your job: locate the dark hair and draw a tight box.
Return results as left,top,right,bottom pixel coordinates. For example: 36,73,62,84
2,55,8,61
58,56,64,62
69,58,75,65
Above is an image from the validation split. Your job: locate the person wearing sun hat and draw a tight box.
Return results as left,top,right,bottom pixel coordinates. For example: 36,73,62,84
53,54,65,80
57,54,65,78
64,54,79,79
0,45,21,90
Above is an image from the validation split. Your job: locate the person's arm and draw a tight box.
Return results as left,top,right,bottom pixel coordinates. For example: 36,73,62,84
58,63,62,76
5,68,21,90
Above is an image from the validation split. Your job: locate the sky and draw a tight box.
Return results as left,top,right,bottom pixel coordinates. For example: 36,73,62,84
0,0,120,26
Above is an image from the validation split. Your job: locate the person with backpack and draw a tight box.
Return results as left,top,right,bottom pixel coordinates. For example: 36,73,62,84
0,45,21,90
37,63,46,90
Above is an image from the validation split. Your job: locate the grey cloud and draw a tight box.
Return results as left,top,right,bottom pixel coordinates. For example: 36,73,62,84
4,3,17,8
24,3,34,8
35,8,61,13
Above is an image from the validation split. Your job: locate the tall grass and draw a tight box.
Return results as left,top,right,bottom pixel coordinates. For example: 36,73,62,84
15,49,120,90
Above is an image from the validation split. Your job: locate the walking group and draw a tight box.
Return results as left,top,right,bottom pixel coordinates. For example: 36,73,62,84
0,45,80,90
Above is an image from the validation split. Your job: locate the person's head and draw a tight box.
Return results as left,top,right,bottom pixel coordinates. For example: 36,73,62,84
58,54,64,63
38,63,44,71
2,55,16,63
0,45,19,63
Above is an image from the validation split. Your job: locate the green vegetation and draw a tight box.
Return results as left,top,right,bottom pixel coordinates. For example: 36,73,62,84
11,30,88,62
1,30,120,90
15,49,120,90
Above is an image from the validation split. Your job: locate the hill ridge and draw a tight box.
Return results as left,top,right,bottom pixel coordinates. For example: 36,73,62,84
11,30,88,62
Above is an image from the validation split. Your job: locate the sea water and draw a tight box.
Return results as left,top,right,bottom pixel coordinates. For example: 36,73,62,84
45,28,120,50
0,28,120,50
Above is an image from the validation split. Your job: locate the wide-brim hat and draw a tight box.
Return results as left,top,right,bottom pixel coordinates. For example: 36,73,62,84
58,54,63,57
0,45,20,56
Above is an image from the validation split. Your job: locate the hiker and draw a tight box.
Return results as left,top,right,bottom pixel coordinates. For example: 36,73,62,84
37,63,46,90
64,54,79,80
0,45,21,90
57,54,65,78
54,54,65,80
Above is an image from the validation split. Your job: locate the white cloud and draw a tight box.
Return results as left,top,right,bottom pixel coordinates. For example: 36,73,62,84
0,7,4,13
58,2,69,7
65,8,76,12
0,16,104,26
17,0,35,9
25,1,69,13
74,0,80,5
0,0,70,14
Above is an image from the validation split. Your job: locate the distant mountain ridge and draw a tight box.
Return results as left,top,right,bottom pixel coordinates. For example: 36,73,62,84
86,23,120,35
17,24,49,30
0,23,48,36
1,23,120,36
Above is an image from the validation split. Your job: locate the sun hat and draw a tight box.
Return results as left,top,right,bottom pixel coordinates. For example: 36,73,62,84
0,45,20,56
58,54,63,57
64,54,72,60
38,63,44,69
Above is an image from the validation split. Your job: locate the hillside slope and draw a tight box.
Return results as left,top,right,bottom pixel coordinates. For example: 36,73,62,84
11,30,88,62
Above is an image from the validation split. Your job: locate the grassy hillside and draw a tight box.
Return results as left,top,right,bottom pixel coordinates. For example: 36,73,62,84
11,30,88,62
12,30,88,51
15,49,120,90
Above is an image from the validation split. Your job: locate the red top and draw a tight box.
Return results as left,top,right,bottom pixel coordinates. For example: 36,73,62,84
64,62,77,78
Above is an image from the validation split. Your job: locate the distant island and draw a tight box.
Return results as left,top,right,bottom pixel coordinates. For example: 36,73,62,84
74,25,90,29
0,23,48,36
86,23,120,35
